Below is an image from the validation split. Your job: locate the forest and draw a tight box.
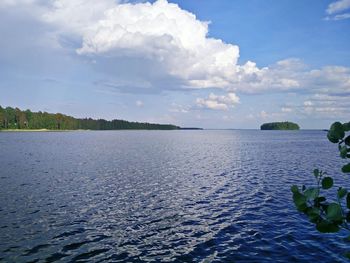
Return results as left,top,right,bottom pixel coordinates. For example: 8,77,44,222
0,106,180,130
260,121,300,130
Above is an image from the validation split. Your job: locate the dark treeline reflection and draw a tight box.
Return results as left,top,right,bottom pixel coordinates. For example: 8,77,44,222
0,106,179,130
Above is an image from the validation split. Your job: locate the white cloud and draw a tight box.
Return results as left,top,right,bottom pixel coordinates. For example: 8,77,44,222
326,0,350,14
257,110,287,120
1,0,350,100
282,94,350,119
238,60,350,95
303,101,313,106
230,59,302,93
333,12,350,19
169,103,189,113
74,0,244,90
281,107,292,113
305,66,350,94
31,0,243,90
325,0,350,20
42,0,118,34
136,100,144,107
196,92,240,111
0,0,38,6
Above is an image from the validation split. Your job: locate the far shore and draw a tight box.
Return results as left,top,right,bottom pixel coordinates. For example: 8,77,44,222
0,129,88,132
0,129,187,132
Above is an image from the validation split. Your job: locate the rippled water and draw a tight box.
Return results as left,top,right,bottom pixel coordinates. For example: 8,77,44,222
0,130,349,262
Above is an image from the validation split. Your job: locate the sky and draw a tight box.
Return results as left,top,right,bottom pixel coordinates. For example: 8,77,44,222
0,0,349,129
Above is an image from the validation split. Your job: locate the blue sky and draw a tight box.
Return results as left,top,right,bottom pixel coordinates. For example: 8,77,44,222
0,0,349,129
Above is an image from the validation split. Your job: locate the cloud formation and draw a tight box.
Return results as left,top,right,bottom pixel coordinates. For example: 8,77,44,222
196,93,240,111
326,0,350,14
325,0,350,20
43,0,248,90
1,0,350,127
277,93,350,120
2,0,350,97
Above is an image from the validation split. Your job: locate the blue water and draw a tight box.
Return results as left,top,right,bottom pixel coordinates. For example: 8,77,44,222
0,130,348,262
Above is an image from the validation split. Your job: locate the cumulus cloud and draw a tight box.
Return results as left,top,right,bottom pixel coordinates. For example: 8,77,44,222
238,59,350,95
281,94,350,119
42,0,118,34
36,0,245,90
326,0,350,14
325,0,350,20
5,0,305,93
196,93,240,111
1,0,350,104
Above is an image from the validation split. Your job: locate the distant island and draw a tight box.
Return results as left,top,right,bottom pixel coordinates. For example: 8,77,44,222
260,122,300,130
0,106,184,130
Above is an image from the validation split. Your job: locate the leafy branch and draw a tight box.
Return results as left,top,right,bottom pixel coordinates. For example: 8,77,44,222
291,122,350,257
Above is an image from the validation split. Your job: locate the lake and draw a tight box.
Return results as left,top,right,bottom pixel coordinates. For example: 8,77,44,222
0,130,348,262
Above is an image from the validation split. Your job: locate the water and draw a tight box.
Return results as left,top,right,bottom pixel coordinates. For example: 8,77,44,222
0,130,348,262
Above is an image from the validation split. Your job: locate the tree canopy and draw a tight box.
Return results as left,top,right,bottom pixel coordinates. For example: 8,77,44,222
0,106,180,130
260,121,300,130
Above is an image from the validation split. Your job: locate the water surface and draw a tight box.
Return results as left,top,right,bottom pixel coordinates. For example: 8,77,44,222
0,130,348,262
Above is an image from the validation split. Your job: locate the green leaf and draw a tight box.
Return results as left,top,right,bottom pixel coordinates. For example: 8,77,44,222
327,133,339,143
342,163,350,173
314,196,326,204
326,203,343,221
321,177,333,189
316,220,340,233
291,185,299,193
313,169,319,177
304,187,318,200
327,122,345,143
340,146,348,159
293,192,307,211
347,193,350,209
338,187,348,199
345,135,350,146
306,207,320,222
343,122,350,132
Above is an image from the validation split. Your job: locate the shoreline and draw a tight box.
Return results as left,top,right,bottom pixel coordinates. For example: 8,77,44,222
0,129,87,132
0,129,184,132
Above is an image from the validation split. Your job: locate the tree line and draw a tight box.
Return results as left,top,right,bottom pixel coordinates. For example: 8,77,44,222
260,121,300,130
0,106,180,130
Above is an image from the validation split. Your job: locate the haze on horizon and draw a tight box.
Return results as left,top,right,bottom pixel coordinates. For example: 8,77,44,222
0,0,349,129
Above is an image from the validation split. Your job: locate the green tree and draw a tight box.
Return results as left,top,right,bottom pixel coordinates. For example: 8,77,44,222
0,106,4,129
5,107,16,128
261,121,300,130
15,108,28,129
0,105,181,130
291,121,350,258
25,109,33,128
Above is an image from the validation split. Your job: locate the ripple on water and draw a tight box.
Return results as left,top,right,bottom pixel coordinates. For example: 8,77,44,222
0,130,348,262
